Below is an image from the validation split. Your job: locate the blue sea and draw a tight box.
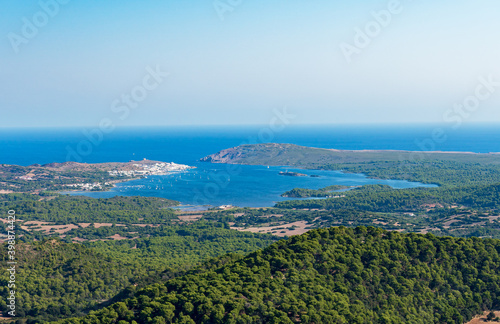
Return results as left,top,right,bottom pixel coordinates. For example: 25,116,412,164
1,125,499,207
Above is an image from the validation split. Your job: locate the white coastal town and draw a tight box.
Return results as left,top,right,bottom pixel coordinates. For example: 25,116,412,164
108,162,194,177
61,161,195,191
65,182,109,191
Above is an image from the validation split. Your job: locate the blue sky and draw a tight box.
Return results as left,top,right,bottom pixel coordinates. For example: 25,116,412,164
1,0,499,127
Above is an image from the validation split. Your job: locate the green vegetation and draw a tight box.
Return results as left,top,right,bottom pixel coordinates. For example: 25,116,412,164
204,143,500,239
0,195,178,225
3,143,500,322
0,194,278,323
0,159,179,194
85,222,278,272
0,163,129,193
0,239,148,320
201,143,500,186
487,311,500,321
276,184,500,238
281,185,352,198
204,204,500,240
54,227,500,323
318,160,500,187
275,183,500,212
0,223,278,322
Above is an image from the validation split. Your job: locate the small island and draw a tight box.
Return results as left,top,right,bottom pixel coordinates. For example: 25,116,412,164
279,171,307,177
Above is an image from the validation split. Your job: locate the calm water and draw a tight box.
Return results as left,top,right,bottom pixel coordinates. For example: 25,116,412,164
64,165,436,207
2,125,498,207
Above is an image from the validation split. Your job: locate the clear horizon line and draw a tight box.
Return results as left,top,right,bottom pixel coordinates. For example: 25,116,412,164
2,122,500,130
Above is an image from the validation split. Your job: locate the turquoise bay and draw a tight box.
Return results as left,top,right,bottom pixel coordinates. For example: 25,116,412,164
65,164,436,208
3,124,497,207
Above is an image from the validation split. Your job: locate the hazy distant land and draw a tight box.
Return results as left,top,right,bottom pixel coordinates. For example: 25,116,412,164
201,143,500,166
201,143,500,186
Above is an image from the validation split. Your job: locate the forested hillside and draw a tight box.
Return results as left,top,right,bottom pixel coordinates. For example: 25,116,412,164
276,183,500,211
0,195,179,225
55,227,500,324
0,223,278,322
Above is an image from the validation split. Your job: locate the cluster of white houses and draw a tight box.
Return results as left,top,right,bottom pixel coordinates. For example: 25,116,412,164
108,162,193,177
65,182,108,190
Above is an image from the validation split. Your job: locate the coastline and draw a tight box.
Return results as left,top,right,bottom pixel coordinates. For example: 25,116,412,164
57,177,143,194
0,160,195,196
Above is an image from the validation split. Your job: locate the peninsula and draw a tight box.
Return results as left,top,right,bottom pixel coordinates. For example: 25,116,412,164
201,143,500,166
0,159,194,194
200,143,500,186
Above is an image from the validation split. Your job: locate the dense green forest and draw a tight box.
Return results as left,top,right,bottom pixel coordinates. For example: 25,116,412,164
276,183,500,212
0,223,278,322
0,239,148,320
281,185,352,198
317,160,500,187
0,195,179,225
54,227,500,323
